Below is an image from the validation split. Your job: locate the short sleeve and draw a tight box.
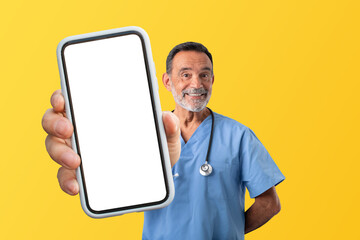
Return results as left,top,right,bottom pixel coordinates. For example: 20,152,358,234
240,128,285,198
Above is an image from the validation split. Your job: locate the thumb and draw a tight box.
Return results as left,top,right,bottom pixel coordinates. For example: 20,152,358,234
162,111,181,167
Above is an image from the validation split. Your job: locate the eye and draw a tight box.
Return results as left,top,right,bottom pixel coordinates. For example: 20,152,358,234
181,73,191,79
200,72,211,80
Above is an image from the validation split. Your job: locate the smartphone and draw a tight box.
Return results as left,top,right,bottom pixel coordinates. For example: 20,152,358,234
56,26,174,218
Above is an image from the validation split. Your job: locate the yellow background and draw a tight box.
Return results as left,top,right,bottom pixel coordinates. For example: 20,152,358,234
1,0,359,239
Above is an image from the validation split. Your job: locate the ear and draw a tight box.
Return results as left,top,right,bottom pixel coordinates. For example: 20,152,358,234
211,74,215,85
162,73,172,92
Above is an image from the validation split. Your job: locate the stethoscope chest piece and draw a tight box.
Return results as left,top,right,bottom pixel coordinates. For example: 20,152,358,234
199,162,213,176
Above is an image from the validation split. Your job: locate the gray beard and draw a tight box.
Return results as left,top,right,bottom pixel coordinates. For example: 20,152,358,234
170,81,211,112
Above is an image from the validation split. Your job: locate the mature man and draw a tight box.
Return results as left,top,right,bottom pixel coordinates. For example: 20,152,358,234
42,42,285,240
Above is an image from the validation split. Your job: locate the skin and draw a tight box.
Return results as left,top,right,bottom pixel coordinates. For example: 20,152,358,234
42,50,281,234
42,90,181,195
162,51,214,143
244,186,281,234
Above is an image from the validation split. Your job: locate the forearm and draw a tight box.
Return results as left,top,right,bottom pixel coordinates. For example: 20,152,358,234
244,201,277,234
244,187,281,234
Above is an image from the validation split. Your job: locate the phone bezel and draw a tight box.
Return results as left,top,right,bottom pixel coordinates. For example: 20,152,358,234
57,27,174,218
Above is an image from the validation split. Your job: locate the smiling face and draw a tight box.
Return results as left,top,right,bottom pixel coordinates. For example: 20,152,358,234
163,50,214,112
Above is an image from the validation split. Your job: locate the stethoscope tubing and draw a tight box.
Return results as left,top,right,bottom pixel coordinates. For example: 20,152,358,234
171,107,214,176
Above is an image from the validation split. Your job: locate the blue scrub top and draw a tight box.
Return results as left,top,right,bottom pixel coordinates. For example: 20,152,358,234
143,112,285,240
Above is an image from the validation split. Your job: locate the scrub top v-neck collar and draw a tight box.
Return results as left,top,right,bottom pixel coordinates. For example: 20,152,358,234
179,114,213,149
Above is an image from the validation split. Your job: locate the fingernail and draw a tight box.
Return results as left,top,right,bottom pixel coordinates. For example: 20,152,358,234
55,119,69,136
169,112,177,121
170,113,179,131
67,180,79,195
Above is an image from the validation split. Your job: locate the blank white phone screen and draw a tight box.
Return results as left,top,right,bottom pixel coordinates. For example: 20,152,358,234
63,34,166,212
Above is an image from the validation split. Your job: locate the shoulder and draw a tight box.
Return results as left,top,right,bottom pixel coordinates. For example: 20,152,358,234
210,111,259,157
212,111,249,133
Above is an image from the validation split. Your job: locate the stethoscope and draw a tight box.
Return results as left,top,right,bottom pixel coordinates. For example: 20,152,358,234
172,107,214,176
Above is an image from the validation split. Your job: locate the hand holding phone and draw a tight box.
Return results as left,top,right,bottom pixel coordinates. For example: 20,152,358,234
43,27,179,218
42,90,180,210
43,91,180,194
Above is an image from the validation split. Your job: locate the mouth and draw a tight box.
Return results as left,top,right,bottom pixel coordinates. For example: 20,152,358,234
185,93,206,99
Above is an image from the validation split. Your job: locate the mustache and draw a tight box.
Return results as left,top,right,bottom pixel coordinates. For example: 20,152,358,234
182,88,208,96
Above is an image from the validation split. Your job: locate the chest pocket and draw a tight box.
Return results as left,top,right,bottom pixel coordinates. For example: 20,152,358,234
206,155,240,200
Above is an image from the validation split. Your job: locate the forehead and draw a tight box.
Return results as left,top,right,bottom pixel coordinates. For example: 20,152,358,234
172,51,212,71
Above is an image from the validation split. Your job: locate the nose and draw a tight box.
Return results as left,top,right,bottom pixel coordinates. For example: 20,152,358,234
189,75,202,89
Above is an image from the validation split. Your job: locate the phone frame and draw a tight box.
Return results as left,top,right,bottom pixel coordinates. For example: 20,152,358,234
56,26,174,218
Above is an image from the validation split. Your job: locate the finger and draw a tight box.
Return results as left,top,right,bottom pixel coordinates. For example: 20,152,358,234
162,111,180,143
162,111,181,167
57,167,79,195
50,89,65,113
64,138,72,148
46,135,80,169
42,109,73,139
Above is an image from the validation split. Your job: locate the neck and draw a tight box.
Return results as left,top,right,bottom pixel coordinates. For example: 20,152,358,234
173,105,210,128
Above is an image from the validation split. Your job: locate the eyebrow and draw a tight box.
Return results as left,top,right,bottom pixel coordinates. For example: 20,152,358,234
179,67,192,72
201,67,212,71
179,67,212,72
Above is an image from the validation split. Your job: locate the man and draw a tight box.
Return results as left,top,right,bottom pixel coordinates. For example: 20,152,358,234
42,42,285,240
